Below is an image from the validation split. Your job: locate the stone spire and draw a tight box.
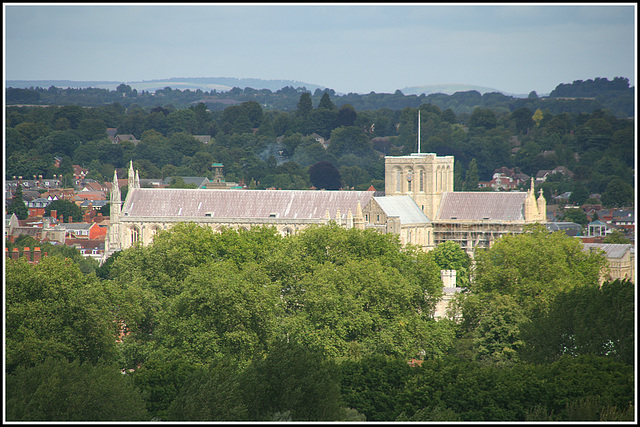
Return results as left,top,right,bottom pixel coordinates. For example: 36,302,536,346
524,177,538,221
537,188,547,222
354,201,365,230
128,160,136,190
134,169,140,189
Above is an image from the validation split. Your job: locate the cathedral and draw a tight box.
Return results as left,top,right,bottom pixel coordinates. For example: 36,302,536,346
104,152,546,261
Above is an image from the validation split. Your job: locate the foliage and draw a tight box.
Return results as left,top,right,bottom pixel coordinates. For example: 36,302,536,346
520,279,635,365
308,160,342,189
468,224,607,317
44,199,83,222
240,340,345,421
5,256,119,373
602,229,630,244
6,358,150,421
7,184,29,219
132,358,198,420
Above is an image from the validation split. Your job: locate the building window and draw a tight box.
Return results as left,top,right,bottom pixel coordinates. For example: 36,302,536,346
419,170,424,192
131,226,140,244
396,169,402,192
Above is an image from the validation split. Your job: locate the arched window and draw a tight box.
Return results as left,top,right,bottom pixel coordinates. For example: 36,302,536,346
419,170,424,192
130,226,140,244
396,168,402,192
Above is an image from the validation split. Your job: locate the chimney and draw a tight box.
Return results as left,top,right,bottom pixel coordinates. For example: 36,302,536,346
5,248,9,259
12,248,20,260
51,210,57,220
23,247,31,262
69,216,73,223
33,247,41,262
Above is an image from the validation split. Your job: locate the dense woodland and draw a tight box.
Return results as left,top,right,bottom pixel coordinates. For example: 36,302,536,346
5,77,635,209
4,77,636,421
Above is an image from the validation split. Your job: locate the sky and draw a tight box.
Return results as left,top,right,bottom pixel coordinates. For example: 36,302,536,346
4,3,637,95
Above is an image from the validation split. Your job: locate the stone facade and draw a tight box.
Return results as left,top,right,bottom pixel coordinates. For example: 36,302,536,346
106,153,547,260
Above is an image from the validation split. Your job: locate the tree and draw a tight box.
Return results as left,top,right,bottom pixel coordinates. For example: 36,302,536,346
462,158,479,190
6,358,150,421
240,340,345,421
317,92,336,110
327,126,373,158
337,104,357,127
600,178,634,208
468,224,607,318
602,229,630,244
468,108,497,130
7,184,29,220
309,161,342,190
44,199,83,222
166,358,247,421
296,92,312,117
430,241,471,287
520,279,635,365
5,256,119,373
560,208,588,226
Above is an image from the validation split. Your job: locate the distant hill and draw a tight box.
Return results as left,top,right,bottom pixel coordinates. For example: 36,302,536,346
6,77,326,93
400,83,530,98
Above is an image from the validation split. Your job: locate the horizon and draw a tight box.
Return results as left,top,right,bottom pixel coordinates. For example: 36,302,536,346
4,4,636,96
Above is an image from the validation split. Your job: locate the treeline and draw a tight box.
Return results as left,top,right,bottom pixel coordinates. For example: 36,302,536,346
6,76,635,117
6,83,635,207
5,224,634,421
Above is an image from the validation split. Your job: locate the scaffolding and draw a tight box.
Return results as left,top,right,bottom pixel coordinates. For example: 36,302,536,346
433,220,525,254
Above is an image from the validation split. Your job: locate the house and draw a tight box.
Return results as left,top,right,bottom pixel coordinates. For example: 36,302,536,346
545,221,583,236
193,135,212,144
582,243,635,284
162,176,211,188
5,213,20,238
106,128,118,142
65,238,105,263
73,165,88,184
114,134,140,145
27,197,52,218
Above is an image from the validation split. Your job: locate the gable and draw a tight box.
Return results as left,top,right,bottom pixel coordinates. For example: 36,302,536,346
373,196,430,224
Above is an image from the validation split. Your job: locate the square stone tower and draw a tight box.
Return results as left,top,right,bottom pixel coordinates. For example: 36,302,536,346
385,152,454,220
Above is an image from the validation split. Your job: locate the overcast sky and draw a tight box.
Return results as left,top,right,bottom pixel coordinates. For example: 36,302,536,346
4,3,636,95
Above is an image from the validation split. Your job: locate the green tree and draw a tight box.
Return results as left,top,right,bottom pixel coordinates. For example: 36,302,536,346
600,178,634,208
296,92,313,117
463,158,479,190
309,160,342,190
520,279,635,365
468,224,607,318
240,340,344,421
7,184,29,220
560,208,589,226
5,257,119,373
6,358,149,421
44,199,83,222
602,229,630,244
430,241,471,287
156,259,281,363
336,104,357,127
468,108,497,130
327,126,373,158
166,358,247,421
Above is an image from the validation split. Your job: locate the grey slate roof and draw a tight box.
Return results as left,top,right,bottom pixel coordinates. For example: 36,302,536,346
373,196,430,224
122,188,374,220
436,192,528,221
582,243,634,259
